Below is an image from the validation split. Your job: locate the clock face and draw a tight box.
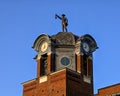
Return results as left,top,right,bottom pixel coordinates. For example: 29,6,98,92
61,57,70,66
82,42,90,53
40,41,48,52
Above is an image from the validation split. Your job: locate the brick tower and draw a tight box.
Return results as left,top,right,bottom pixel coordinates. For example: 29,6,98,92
22,31,98,96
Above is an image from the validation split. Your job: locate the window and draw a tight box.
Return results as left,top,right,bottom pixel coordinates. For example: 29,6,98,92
83,54,88,76
40,54,48,76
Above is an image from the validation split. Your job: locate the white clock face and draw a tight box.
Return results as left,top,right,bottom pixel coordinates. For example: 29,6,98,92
41,42,48,52
83,42,90,52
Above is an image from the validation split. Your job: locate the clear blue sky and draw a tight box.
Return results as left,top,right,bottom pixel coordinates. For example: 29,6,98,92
0,0,120,95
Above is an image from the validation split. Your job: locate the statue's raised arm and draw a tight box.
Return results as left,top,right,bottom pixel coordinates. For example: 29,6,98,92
55,14,62,20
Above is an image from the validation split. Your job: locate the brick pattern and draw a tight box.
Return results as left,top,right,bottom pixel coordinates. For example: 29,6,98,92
23,80,37,96
67,69,93,96
23,69,93,96
23,69,66,96
97,84,120,96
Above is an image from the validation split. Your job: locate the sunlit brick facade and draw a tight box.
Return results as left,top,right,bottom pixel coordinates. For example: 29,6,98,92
96,83,120,96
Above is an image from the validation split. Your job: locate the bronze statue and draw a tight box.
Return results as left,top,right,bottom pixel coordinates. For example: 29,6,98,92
55,14,68,32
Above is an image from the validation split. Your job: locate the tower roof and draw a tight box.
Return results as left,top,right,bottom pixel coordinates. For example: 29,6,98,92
51,32,79,45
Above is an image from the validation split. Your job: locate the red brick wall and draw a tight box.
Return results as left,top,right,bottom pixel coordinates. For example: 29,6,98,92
97,83,120,96
23,80,37,96
66,69,93,96
23,68,93,96
23,69,66,96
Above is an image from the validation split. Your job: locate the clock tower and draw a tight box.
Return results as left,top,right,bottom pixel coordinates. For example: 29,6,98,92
22,15,98,96
22,32,98,96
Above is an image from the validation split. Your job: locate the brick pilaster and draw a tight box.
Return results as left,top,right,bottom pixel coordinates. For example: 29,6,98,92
77,54,82,73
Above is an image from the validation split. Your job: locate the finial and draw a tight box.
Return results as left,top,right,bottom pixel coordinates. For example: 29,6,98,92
55,14,68,32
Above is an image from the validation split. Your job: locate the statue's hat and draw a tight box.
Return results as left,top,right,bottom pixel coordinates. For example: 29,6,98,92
62,14,65,16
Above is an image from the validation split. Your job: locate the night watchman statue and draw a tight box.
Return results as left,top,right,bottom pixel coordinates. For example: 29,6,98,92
55,14,68,32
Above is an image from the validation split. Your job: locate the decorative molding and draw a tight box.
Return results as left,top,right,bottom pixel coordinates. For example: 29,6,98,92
32,34,50,52
22,79,36,85
77,71,81,73
47,52,52,55
36,55,41,60
39,76,47,83
88,56,93,60
83,75,91,84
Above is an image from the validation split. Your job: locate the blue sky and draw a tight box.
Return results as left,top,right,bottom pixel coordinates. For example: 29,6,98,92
0,0,120,95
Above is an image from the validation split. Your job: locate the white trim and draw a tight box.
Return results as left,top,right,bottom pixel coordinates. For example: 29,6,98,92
39,76,47,83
